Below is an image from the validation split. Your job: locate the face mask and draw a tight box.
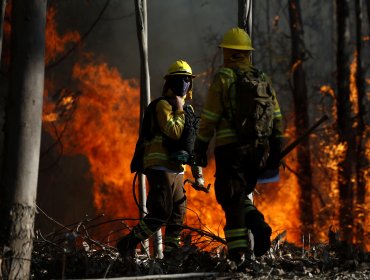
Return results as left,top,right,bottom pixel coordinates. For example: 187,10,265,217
169,76,191,97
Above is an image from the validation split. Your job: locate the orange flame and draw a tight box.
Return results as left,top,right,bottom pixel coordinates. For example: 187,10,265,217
319,85,335,98
44,62,140,217
45,7,80,64
350,50,359,117
319,85,337,118
291,59,302,73
40,6,370,251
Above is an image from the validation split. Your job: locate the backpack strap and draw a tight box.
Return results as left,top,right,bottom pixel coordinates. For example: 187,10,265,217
140,96,169,141
218,67,235,78
217,67,237,122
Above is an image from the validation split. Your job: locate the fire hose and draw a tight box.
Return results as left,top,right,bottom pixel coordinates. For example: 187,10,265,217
132,172,147,214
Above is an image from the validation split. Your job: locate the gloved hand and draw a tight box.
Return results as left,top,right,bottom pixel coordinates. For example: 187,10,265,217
191,165,205,186
170,150,190,164
196,177,205,187
258,145,270,170
266,137,283,169
193,139,209,167
167,95,185,111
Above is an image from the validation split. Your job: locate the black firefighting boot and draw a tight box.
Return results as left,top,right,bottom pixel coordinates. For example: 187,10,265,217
228,248,246,268
116,231,141,258
245,211,272,257
163,235,181,259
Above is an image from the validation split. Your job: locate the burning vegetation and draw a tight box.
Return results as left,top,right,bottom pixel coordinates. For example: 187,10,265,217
27,215,369,279
1,2,369,279
38,2,369,252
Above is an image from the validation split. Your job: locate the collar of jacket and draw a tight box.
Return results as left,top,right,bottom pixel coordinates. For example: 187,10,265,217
224,56,253,71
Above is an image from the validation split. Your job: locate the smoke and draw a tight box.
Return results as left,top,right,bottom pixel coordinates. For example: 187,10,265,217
6,0,366,245
36,0,238,232
52,0,237,98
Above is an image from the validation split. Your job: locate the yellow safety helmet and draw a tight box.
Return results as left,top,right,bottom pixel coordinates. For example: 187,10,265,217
219,27,254,51
164,60,196,78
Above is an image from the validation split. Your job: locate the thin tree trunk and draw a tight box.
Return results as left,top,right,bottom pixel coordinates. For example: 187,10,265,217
354,0,366,247
0,0,7,239
266,0,273,73
238,0,254,253
336,0,355,243
238,0,252,37
0,0,6,61
367,0,370,35
134,0,162,258
288,0,314,235
0,0,47,279
134,0,150,222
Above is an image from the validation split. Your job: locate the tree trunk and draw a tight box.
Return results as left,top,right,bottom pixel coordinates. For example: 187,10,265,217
367,0,370,35
288,0,314,235
238,0,255,253
0,0,47,279
0,0,6,61
265,0,273,73
0,0,7,239
238,0,252,36
336,0,355,243
134,0,162,258
354,0,367,247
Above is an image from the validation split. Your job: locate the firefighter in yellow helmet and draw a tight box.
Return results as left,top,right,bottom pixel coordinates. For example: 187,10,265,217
194,28,284,264
117,60,204,258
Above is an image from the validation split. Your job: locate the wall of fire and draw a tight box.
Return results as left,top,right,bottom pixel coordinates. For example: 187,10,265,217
0,0,368,246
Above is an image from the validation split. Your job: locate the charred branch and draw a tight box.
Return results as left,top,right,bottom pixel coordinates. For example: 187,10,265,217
28,208,370,279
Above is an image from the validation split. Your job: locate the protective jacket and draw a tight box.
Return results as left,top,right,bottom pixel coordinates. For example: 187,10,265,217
143,98,186,173
196,59,283,147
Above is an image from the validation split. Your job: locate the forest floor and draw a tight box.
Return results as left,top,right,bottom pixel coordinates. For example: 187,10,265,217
28,224,370,280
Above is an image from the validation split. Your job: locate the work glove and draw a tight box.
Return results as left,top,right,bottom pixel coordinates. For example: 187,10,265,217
170,150,190,164
258,144,270,170
266,137,283,169
191,165,205,186
193,139,209,167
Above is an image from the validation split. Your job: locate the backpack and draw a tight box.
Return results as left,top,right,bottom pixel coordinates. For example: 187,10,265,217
130,98,162,173
227,67,275,147
130,98,199,173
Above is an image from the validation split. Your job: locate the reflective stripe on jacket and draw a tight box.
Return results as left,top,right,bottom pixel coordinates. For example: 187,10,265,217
143,99,186,172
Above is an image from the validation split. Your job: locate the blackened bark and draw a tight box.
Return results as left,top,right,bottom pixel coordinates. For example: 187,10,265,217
238,0,253,36
0,0,6,61
336,0,355,243
0,0,47,279
367,0,370,36
288,0,314,234
354,0,367,247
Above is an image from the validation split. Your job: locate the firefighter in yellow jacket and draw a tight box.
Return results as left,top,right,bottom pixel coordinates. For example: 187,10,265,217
117,60,203,258
194,28,284,263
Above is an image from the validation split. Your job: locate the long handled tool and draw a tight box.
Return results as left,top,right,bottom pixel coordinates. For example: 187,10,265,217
184,179,211,193
280,114,329,160
258,114,329,184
